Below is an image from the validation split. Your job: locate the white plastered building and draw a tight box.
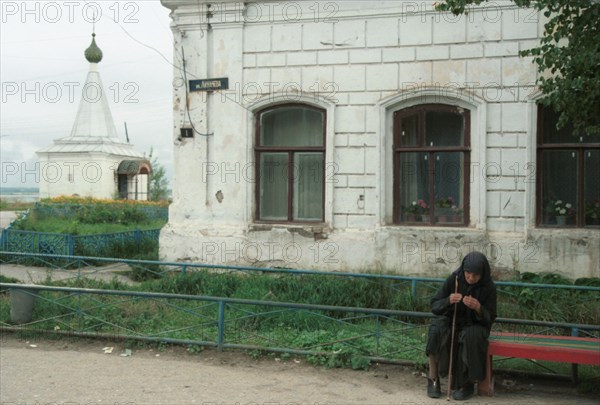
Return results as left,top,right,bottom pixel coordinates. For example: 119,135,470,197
159,0,599,278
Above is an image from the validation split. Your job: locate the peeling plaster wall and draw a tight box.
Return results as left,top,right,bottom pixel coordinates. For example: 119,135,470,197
160,223,600,278
522,231,600,279
159,0,600,279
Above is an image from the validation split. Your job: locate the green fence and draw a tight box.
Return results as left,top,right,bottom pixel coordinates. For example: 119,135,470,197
0,229,161,256
1,252,599,371
1,282,598,371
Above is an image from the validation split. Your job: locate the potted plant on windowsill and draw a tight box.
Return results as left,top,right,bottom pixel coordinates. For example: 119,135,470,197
435,196,454,222
551,200,575,226
585,198,600,226
451,207,463,223
416,199,430,222
404,199,429,222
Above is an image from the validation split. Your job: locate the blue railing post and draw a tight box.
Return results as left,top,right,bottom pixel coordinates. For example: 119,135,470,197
375,315,381,356
67,234,74,256
181,265,187,277
411,279,417,299
217,301,226,351
34,231,40,253
133,229,142,251
0,228,6,250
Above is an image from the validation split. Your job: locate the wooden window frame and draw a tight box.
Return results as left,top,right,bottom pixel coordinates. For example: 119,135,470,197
254,103,326,224
392,104,471,226
536,105,600,228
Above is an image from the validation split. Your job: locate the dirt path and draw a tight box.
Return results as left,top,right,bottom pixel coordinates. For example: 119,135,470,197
0,334,596,405
0,263,137,285
0,210,19,230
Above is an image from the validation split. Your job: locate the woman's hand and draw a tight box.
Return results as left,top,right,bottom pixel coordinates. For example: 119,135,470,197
449,293,463,304
463,295,482,314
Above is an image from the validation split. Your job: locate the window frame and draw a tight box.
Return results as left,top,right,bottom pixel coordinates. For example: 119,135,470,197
535,105,600,228
392,104,471,226
254,103,327,224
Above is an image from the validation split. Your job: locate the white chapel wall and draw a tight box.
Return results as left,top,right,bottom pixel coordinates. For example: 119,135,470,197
37,154,119,199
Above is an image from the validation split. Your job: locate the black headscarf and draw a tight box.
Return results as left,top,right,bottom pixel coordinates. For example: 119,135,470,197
455,251,493,291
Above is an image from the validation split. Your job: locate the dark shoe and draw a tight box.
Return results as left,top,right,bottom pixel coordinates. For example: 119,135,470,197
452,382,475,401
427,377,441,398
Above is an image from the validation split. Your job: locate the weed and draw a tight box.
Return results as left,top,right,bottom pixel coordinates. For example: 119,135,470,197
248,349,265,359
186,344,203,354
0,275,20,284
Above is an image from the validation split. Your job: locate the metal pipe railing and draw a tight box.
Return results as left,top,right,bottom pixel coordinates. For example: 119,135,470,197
2,283,597,367
2,251,599,294
2,283,598,333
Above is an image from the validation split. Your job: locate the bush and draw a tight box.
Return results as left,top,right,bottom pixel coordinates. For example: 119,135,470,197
7,200,165,264
139,270,600,327
574,277,600,287
75,204,148,225
497,272,600,325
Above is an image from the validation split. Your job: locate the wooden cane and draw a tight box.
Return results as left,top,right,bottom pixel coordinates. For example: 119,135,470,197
446,275,459,401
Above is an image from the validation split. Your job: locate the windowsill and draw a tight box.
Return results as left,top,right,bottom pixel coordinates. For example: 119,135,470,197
537,226,600,229
379,224,484,235
396,223,468,227
529,227,600,236
249,222,331,239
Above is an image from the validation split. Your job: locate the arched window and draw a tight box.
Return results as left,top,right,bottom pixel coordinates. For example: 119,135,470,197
536,105,600,228
393,104,470,226
255,104,326,222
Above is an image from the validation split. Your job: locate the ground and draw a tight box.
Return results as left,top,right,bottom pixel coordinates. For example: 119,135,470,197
0,210,19,229
0,334,597,405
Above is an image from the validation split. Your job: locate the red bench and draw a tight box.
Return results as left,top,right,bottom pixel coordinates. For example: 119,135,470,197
478,332,600,396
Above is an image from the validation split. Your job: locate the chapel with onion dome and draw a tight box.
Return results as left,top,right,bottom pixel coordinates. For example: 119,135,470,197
36,32,151,200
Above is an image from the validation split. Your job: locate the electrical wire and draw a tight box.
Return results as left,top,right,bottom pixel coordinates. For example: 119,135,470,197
181,47,213,137
88,0,257,117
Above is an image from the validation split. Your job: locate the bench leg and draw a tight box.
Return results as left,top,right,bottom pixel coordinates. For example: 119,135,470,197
477,353,494,397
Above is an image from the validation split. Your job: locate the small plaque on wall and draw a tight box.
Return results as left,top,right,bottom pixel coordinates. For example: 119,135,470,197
180,128,194,138
189,78,229,92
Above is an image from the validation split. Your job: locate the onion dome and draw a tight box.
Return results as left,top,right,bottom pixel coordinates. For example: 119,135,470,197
84,33,103,63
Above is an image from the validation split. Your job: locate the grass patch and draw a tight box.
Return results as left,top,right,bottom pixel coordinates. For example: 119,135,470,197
0,275,21,284
145,271,426,311
12,216,165,234
11,207,166,235
497,273,600,325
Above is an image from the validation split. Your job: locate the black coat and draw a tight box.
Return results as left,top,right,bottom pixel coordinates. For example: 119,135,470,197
430,252,497,331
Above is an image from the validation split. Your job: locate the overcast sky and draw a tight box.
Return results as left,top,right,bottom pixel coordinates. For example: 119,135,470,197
0,0,174,188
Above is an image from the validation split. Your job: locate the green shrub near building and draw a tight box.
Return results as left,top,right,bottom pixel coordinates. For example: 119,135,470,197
5,197,168,261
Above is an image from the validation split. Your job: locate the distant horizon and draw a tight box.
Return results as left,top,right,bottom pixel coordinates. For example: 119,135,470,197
0,186,39,191
0,186,174,196
0,186,40,202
